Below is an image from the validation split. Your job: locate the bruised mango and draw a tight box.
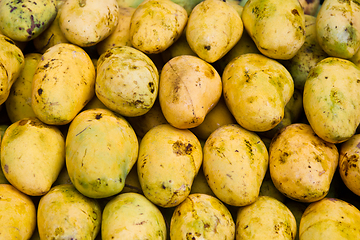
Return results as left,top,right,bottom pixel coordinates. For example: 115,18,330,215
137,124,202,208
0,0,57,42
170,193,235,240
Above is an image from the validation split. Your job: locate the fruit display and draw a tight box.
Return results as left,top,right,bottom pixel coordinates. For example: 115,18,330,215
0,0,360,239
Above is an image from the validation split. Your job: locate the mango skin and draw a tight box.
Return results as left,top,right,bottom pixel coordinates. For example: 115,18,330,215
37,184,101,240
32,43,95,125
299,198,360,239
66,108,138,199
203,124,268,207
59,0,119,47
170,193,235,240
5,53,41,123
316,0,360,59
186,0,243,63
0,34,25,105
102,192,166,240
242,0,305,60
137,124,202,208
1,118,65,196
222,53,294,132
338,134,360,196
281,15,328,91
130,0,188,54
0,0,57,42
303,57,360,143
159,55,222,129
96,46,159,117
236,196,297,240
0,184,36,240
96,6,136,56
269,123,339,203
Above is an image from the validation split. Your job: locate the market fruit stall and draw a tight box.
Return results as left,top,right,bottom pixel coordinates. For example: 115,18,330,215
0,0,360,239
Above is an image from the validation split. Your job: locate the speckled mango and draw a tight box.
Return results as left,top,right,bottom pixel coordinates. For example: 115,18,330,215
242,0,305,60
203,124,268,206
0,0,57,42
37,184,102,240
129,0,188,54
96,46,159,117
170,193,235,240
65,108,138,199
0,184,36,240
0,34,25,105
186,0,243,63
31,43,95,125
299,198,360,239
222,53,294,132
303,57,360,143
316,0,360,59
102,192,167,240
0,118,65,196
269,123,339,202
137,124,202,208
236,196,297,240
338,134,360,196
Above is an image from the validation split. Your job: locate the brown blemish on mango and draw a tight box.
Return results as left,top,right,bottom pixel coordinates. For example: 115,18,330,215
172,141,193,155
342,153,358,176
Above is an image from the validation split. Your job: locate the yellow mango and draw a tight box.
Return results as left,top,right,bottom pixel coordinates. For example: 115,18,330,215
303,57,360,143
102,192,166,240
37,184,101,239
0,184,36,239
32,43,95,125
236,196,297,240
137,124,202,208
66,108,138,198
0,34,25,105
159,55,222,129
299,198,360,239
242,0,305,60
1,118,65,196
222,53,294,132
269,123,339,202
170,193,235,240
203,124,268,206
130,0,188,54
59,0,119,47
5,53,41,123
96,46,159,117
186,0,243,63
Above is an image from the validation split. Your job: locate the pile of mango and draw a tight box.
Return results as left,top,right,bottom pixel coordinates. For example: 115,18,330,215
0,0,360,239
